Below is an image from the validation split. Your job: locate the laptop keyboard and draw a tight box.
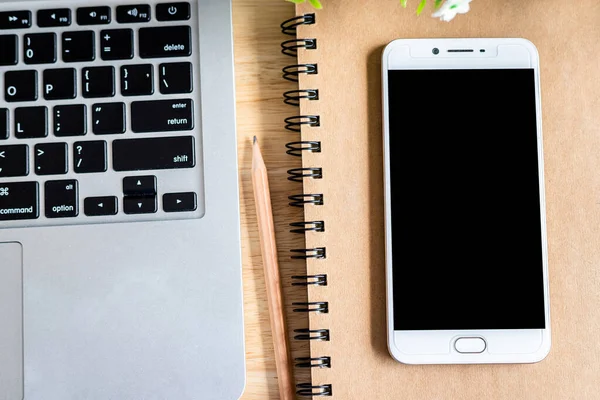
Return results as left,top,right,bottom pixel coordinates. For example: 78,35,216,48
0,1,205,227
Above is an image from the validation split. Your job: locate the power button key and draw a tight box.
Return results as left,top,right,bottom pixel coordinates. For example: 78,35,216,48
156,2,190,21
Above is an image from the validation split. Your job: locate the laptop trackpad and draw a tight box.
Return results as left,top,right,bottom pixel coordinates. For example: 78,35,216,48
0,242,23,400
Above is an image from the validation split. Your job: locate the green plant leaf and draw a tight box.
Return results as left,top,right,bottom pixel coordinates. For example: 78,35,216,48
308,0,323,9
401,0,408,7
416,0,427,15
435,0,443,8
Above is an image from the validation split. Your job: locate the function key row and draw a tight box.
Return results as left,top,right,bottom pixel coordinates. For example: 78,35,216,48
0,26,192,66
0,180,197,221
0,3,190,30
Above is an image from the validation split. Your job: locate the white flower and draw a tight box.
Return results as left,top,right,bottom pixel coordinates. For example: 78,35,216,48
432,0,472,22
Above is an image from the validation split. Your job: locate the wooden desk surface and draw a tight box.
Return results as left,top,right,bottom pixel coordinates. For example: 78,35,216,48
234,1,600,399
232,1,309,398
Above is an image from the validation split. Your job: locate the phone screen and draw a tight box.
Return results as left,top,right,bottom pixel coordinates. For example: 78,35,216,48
388,69,546,331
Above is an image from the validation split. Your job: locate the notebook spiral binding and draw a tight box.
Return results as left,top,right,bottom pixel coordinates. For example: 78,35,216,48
281,39,317,57
281,12,332,398
288,194,324,207
295,356,331,368
297,384,334,398
291,274,327,286
289,221,325,234
283,64,319,82
286,141,321,157
284,89,319,106
293,328,330,341
287,167,323,182
285,115,320,132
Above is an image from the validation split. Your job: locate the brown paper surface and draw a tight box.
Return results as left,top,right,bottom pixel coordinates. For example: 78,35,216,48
294,1,600,398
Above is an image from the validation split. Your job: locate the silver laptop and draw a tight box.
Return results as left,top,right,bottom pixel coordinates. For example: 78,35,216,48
0,1,246,399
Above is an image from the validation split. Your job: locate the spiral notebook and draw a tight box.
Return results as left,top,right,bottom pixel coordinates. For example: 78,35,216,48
278,1,600,398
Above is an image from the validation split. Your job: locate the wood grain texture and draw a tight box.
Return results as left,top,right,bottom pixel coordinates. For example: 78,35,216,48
233,1,311,399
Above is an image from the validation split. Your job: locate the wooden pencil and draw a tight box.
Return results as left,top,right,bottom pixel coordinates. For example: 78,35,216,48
251,136,296,400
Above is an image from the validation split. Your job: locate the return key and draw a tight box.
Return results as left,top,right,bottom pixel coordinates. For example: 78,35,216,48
131,99,194,133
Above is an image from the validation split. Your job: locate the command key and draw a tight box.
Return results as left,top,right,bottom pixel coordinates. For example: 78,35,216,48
0,182,39,221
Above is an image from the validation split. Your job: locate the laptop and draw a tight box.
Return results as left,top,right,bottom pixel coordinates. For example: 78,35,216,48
0,1,246,399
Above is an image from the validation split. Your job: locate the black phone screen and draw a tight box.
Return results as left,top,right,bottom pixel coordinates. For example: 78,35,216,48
388,69,546,331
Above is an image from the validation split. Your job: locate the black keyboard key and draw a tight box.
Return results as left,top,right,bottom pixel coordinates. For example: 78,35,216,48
0,109,7,140
123,175,156,196
0,11,31,30
45,179,78,218
159,62,192,94
83,66,115,98
113,136,195,172
74,141,107,174
43,68,76,100
84,196,118,216
139,26,191,59
0,182,38,221
37,9,71,28
0,145,28,177
35,143,67,176
24,33,56,65
124,196,157,215
163,192,196,213
5,70,37,102
117,5,151,23
0,35,18,66
54,105,86,136
77,7,111,25
131,99,193,133
121,64,153,96
156,2,190,21
62,31,95,62
101,29,133,61
92,102,125,135
15,107,47,139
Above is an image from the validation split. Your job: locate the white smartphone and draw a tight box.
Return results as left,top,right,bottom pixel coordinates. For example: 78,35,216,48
382,38,551,364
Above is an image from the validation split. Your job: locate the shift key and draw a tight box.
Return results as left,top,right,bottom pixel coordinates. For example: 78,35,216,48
131,99,194,133
0,182,39,221
113,136,195,172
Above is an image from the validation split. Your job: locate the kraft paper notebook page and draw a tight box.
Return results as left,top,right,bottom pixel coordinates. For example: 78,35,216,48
280,1,600,398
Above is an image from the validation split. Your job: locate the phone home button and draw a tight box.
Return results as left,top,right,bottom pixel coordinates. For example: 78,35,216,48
454,337,486,354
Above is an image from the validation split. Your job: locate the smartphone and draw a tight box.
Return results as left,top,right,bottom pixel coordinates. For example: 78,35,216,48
382,38,551,364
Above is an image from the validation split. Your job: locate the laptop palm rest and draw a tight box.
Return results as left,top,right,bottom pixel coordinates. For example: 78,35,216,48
0,242,23,400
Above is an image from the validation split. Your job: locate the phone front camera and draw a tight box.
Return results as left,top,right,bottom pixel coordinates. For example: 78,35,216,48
432,48,440,55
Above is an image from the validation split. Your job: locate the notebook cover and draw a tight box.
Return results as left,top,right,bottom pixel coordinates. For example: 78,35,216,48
295,0,600,398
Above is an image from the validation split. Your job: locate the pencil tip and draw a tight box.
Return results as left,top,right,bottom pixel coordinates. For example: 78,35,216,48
253,136,257,145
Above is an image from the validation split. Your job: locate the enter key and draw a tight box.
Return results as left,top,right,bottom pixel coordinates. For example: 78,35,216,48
131,99,194,133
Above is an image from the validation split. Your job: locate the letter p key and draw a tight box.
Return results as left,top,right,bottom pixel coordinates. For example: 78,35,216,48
43,69,77,101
